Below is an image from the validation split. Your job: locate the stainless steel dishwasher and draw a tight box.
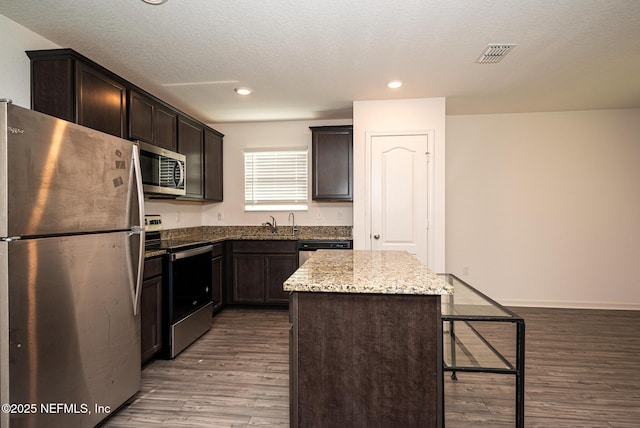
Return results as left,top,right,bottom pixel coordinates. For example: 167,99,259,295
297,240,353,266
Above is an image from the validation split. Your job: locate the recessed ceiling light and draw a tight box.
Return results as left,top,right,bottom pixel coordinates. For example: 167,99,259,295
387,80,403,89
234,87,252,96
141,0,168,5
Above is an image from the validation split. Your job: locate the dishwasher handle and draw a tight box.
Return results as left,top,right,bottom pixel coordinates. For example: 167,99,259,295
297,240,353,251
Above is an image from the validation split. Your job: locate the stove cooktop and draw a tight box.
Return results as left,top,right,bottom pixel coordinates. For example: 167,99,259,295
157,239,211,252
144,231,211,252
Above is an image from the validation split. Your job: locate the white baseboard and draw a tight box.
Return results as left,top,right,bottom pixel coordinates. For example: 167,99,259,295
500,299,640,311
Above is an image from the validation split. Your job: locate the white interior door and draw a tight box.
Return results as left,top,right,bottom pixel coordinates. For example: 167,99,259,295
370,132,431,266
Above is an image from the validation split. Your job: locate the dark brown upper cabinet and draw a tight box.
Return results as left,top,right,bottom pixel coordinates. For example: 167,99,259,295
28,48,223,202
28,49,126,138
177,115,204,199
155,104,178,152
204,128,224,202
128,91,153,143
310,125,353,201
128,90,178,152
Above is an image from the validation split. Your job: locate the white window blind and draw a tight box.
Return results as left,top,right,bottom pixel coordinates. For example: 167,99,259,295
244,149,308,211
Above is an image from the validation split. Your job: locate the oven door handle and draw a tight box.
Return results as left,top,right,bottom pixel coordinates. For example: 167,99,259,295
171,245,214,261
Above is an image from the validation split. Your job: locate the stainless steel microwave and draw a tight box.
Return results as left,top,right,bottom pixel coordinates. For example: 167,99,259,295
137,141,186,197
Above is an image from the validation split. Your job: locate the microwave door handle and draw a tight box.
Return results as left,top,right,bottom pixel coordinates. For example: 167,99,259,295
174,160,185,188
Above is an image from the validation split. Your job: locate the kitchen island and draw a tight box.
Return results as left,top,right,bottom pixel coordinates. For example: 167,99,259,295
284,250,452,428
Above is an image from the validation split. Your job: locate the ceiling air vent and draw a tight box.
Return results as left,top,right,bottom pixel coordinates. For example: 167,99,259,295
475,44,516,64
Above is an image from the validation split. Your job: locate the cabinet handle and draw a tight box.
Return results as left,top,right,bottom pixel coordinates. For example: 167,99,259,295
373,234,380,240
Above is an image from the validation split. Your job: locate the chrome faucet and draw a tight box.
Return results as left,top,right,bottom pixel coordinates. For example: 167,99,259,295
262,215,277,234
288,212,298,236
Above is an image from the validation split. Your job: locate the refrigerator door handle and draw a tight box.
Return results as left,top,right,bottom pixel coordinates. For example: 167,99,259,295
131,144,145,316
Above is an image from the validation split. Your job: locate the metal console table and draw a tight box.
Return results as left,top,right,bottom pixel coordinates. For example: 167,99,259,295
439,274,525,428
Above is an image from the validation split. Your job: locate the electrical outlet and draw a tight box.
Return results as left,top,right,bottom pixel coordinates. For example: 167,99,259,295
463,266,470,276
217,212,223,220
337,210,344,220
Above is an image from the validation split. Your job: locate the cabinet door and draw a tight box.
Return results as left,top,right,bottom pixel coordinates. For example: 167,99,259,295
29,56,75,122
212,255,223,312
128,91,178,151
77,63,126,138
128,91,154,143
311,126,353,201
204,129,224,201
232,254,265,303
265,254,298,304
155,104,178,152
140,275,162,364
178,116,204,199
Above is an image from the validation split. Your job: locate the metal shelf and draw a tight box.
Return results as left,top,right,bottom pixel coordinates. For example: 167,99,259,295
439,274,525,428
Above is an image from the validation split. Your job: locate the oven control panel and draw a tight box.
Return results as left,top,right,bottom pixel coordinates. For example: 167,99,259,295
144,215,163,231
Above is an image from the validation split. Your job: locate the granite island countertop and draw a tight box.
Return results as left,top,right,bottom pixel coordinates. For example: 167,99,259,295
284,249,453,295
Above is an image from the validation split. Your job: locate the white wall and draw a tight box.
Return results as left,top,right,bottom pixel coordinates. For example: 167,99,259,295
146,119,354,229
143,199,205,229
0,14,59,107
446,109,640,309
353,98,446,272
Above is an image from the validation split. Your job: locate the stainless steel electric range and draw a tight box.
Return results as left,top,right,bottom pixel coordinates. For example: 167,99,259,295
145,220,213,359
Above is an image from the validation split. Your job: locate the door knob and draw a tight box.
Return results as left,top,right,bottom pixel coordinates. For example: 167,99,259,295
373,234,380,240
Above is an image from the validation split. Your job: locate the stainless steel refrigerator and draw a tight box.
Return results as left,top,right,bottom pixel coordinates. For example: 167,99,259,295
0,100,145,427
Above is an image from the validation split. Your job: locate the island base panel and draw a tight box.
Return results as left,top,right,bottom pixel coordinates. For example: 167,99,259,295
290,292,443,428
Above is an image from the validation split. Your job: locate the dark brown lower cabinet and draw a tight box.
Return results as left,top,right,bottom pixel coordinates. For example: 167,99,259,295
211,243,224,314
289,292,443,428
231,240,297,305
141,257,163,364
232,254,265,303
265,255,297,303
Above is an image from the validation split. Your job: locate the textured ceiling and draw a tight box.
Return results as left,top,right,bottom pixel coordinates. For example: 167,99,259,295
2,0,640,123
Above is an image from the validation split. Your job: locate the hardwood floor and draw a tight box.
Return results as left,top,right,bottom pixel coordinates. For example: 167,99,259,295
103,309,290,427
103,306,640,427
445,307,640,428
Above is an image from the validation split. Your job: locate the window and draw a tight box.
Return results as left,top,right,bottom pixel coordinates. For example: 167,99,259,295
244,148,308,211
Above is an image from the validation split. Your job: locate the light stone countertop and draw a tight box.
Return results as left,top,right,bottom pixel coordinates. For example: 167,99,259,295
144,225,353,258
283,250,453,295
